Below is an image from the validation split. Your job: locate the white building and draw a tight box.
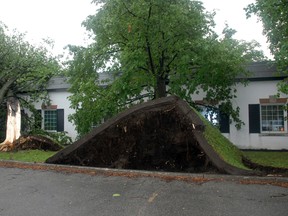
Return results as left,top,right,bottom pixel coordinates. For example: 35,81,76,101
35,62,288,150
225,62,288,150
30,77,76,140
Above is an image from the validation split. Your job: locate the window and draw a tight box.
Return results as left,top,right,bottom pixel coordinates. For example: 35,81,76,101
261,104,285,133
197,104,230,133
36,108,64,132
249,98,287,134
200,107,219,126
44,110,57,131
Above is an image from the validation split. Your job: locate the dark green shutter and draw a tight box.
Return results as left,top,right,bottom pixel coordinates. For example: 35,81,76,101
219,110,230,133
21,110,29,132
57,109,64,132
249,104,260,133
35,110,42,129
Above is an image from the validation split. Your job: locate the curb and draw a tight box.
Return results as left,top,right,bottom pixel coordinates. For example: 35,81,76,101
0,160,288,188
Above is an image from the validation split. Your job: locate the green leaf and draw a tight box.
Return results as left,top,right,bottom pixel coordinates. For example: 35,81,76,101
66,0,264,136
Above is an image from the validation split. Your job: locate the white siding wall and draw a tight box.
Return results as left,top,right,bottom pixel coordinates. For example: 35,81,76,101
190,80,288,150
228,80,288,150
33,91,78,141
42,79,288,149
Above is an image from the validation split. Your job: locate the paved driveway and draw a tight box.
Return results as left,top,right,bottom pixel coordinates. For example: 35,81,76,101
0,165,288,216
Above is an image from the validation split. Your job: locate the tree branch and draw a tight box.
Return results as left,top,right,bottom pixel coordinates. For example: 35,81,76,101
121,1,138,18
0,77,17,104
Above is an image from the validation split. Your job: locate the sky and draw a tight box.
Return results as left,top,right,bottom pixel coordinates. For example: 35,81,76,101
0,0,271,58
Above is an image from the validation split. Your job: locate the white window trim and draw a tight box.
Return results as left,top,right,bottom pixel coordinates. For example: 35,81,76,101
260,103,287,134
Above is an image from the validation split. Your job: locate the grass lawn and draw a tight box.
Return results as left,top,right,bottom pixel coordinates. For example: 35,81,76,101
0,150,57,163
197,110,249,170
242,151,288,169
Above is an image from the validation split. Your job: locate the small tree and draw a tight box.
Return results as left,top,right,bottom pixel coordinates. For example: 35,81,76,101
67,0,264,136
245,0,288,93
0,23,60,151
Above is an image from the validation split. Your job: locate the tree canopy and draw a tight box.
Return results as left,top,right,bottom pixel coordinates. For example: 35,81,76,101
0,22,60,107
0,22,60,141
245,0,288,93
67,0,264,136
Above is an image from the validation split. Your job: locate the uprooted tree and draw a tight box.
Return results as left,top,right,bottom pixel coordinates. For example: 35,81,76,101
0,22,60,151
66,0,264,136
46,96,255,175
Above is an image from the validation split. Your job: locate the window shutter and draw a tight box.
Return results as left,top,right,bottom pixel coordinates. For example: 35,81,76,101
219,110,230,133
35,110,42,129
248,104,260,133
21,110,26,132
57,109,64,132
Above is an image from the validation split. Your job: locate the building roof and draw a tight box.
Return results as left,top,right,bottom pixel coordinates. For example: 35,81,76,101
47,62,286,90
47,73,113,91
244,61,286,81
47,77,70,91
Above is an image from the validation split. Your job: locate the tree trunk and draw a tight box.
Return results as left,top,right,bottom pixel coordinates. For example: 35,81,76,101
155,76,167,99
0,96,21,151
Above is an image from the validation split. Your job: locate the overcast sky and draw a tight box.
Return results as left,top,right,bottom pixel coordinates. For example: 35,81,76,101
0,0,271,58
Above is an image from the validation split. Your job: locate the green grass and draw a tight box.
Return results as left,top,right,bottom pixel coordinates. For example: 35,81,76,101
193,108,249,170
0,150,57,163
202,120,250,170
197,110,288,170
243,151,288,169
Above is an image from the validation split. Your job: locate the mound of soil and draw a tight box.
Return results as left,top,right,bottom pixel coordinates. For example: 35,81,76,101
46,96,253,175
67,109,212,173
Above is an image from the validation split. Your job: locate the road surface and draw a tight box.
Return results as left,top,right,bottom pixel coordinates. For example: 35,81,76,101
0,164,287,216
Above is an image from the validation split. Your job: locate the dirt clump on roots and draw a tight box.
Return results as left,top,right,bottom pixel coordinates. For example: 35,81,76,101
71,110,214,173
46,96,253,175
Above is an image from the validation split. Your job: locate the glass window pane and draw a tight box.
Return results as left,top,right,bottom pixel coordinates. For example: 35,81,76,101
261,104,285,132
44,110,57,131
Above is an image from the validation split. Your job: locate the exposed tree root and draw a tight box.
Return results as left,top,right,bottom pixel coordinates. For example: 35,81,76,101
0,141,13,152
47,96,265,176
0,135,62,152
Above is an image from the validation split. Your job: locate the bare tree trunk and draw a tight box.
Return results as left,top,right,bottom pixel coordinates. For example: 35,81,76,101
0,96,21,151
155,76,167,99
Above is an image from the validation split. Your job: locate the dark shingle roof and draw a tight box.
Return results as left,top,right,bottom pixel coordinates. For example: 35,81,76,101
47,62,286,90
47,77,70,91
47,73,113,91
245,62,286,81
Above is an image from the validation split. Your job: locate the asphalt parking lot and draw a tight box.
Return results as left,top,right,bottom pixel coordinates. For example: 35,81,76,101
0,163,288,216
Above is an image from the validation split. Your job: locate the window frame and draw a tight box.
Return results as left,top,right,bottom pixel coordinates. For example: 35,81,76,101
43,109,58,132
260,103,287,134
